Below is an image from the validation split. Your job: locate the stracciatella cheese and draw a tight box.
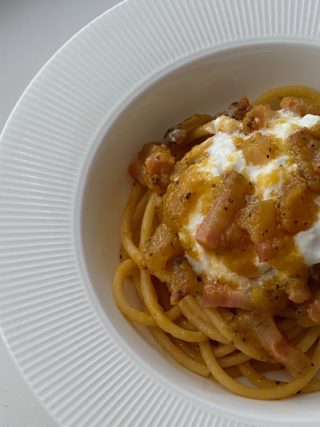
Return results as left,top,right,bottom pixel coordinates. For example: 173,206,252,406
178,110,320,285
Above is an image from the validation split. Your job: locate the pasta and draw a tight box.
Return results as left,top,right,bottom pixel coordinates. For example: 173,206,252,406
113,86,320,399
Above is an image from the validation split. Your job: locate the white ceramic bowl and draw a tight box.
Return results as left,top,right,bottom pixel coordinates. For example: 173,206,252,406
2,1,320,426
81,41,320,427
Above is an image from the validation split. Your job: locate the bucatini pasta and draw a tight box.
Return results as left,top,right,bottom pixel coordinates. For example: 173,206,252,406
113,86,320,399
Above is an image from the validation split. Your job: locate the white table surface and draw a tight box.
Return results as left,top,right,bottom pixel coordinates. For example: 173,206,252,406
0,1,120,426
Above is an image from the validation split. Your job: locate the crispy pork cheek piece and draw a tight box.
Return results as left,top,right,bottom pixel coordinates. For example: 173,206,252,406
239,200,281,262
214,96,251,121
196,172,249,250
225,96,251,120
143,223,182,272
164,114,213,146
213,96,251,121
217,219,250,251
239,199,311,302
243,104,275,133
244,312,310,378
241,133,275,165
289,129,320,191
129,143,175,194
162,163,206,233
202,279,287,312
280,96,320,116
278,174,317,233
168,257,198,305
202,282,253,310
239,200,278,243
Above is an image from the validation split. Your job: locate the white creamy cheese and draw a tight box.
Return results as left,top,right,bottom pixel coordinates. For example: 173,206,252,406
246,155,296,200
262,112,320,139
186,250,249,285
183,110,320,278
180,226,250,286
204,132,245,176
264,121,296,139
246,155,290,181
179,200,251,285
295,212,320,265
299,113,320,128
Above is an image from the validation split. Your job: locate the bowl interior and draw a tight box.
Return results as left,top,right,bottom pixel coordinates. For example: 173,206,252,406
80,42,320,424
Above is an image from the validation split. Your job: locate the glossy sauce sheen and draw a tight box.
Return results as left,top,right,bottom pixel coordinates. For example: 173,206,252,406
164,110,320,290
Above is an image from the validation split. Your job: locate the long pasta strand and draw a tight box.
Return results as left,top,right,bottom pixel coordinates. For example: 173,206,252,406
113,86,320,399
